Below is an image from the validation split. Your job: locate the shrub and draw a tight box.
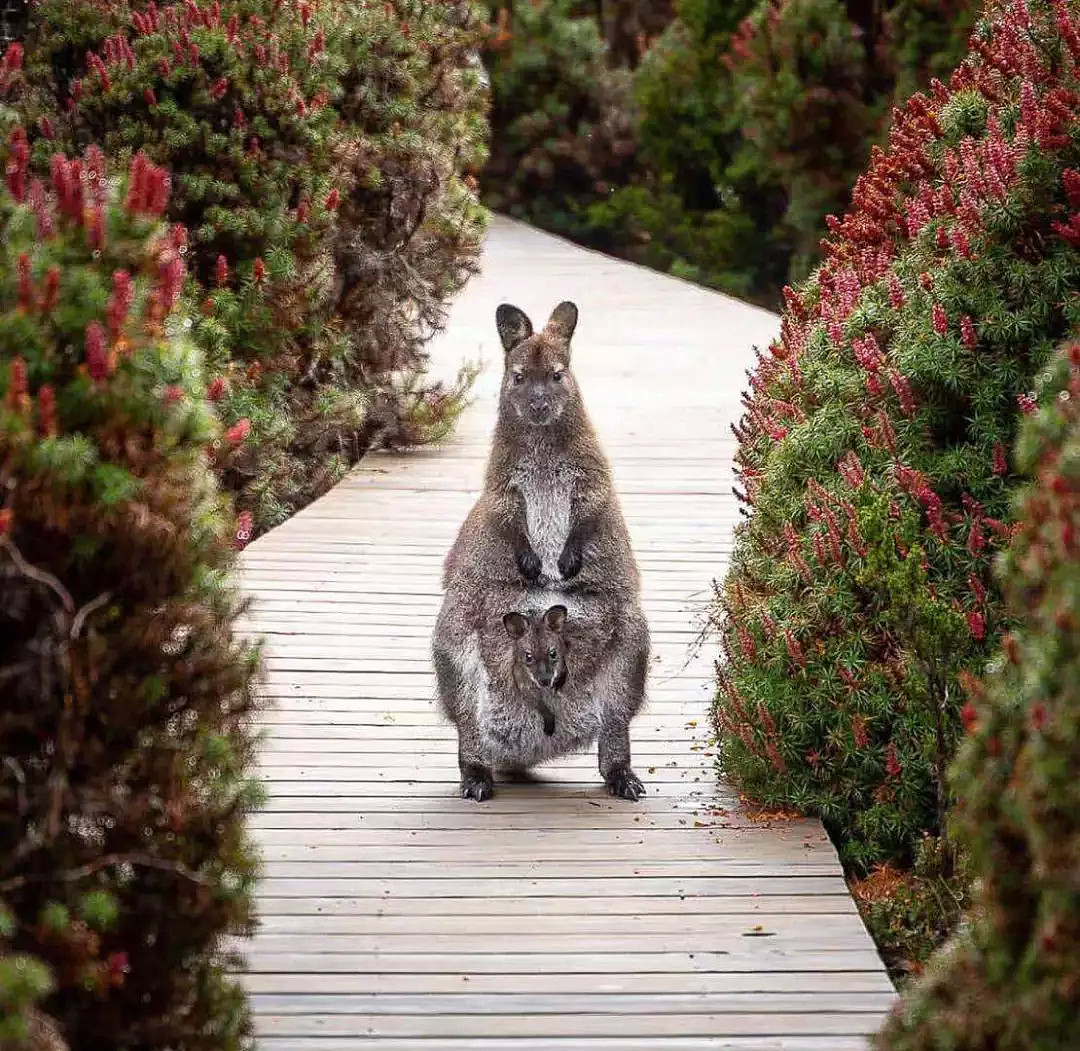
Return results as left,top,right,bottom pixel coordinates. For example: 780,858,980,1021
4,0,487,534
0,137,260,1048
481,0,639,244
596,0,674,67
713,0,1080,870
876,336,1080,1048
597,0,978,305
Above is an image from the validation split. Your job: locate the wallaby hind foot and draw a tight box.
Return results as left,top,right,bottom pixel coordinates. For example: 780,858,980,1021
604,763,645,802
460,760,495,802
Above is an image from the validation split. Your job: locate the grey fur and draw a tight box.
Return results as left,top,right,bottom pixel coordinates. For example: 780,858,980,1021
433,301,649,802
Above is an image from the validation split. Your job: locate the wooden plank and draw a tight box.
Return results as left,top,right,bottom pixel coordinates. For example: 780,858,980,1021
244,972,893,996
253,895,858,917
250,992,894,1014
254,1012,878,1037
237,216,892,1045
242,951,885,975
256,1039,872,1051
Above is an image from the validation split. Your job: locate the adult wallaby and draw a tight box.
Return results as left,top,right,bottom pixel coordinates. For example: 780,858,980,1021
434,301,649,802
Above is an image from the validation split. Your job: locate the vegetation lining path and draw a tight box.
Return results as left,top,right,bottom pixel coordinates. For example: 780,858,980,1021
237,217,894,1048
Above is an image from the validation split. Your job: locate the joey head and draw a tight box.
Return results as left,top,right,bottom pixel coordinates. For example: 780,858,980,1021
503,604,568,737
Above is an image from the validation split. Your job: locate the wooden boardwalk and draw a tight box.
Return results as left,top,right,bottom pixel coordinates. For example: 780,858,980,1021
238,217,894,1049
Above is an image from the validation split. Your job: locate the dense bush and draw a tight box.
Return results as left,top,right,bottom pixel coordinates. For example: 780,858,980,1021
481,0,978,306
877,336,1080,1048
481,0,639,243
713,0,1080,870
0,139,260,1048
591,0,978,305
4,0,488,534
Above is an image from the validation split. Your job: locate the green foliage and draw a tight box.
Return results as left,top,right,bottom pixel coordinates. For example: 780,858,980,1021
0,138,260,1049
852,837,971,980
714,0,1080,870
481,0,639,243
5,0,488,535
482,0,978,306
876,335,1080,1047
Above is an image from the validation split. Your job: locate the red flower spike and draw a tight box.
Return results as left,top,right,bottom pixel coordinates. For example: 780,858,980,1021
235,510,254,550
992,441,1008,476
215,254,229,287
87,205,105,252
885,743,902,779
784,630,806,668
145,88,157,106
211,77,228,100
226,418,251,444
325,188,340,211
207,376,227,402
0,509,11,536
163,385,184,407
932,302,948,336
159,254,184,311
961,315,977,349
253,258,266,284
1030,703,1048,731
1017,392,1038,415
296,199,309,224
852,715,869,749
107,270,134,335
967,610,986,641
85,322,110,381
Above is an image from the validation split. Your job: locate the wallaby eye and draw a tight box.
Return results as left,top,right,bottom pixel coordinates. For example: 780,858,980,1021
548,647,558,660
552,370,564,382
523,651,534,664
512,371,524,385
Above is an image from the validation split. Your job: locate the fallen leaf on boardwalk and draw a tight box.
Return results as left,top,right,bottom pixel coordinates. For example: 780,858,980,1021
742,925,776,937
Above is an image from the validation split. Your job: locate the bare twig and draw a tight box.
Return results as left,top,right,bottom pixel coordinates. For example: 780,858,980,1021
71,591,113,640
0,852,212,894
0,536,74,614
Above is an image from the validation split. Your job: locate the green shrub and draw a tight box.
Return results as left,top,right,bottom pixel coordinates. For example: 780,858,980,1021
876,334,1080,1047
4,0,487,534
599,0,978,305
481,0,639,244
713,0,1080,870
0,138,260,1047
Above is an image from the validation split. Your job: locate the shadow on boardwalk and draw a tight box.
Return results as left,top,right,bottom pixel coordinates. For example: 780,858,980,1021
237,216,894,1049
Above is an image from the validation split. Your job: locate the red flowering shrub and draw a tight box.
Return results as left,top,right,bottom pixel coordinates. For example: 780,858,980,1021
0,137,260,1048
714,0,1080,870
877,337,1080,1047
4,0,487,534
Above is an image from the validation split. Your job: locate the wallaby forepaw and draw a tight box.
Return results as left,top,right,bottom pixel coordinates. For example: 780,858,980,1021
605,765,645,802
460,773,495,802
517,549,542,581
557,544,582,580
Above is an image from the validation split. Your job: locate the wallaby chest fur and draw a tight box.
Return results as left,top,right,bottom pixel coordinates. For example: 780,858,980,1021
512,453,575,581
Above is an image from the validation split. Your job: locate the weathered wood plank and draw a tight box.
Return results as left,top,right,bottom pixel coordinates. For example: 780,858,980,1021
238,216,892,1045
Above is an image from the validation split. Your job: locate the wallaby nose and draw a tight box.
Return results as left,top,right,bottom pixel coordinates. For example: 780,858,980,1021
530,396,551,415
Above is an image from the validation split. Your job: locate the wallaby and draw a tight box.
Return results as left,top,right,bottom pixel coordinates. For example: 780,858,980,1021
443,301,639,604
503,604,568,737
434,301,649,802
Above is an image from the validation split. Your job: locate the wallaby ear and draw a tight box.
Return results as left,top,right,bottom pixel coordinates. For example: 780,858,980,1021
545,301,578,342
503,612,529,639
544,605,568,633
496,304,533,352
